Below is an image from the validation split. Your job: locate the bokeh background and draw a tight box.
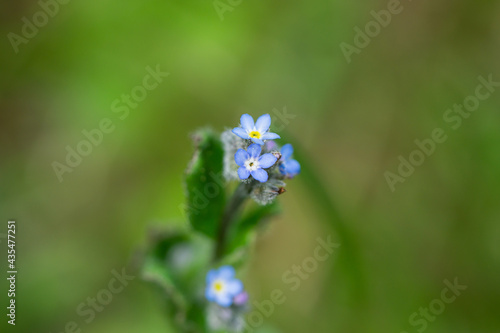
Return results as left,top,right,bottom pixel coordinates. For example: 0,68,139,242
1,0,500,332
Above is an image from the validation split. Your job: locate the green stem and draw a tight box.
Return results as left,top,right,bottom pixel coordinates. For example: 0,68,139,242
214,182,253,260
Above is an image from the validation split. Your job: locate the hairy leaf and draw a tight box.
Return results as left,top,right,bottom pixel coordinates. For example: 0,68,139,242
185,128,226,238
141,230,211,332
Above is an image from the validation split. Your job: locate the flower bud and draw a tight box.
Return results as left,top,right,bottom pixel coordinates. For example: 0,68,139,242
233,291,249,306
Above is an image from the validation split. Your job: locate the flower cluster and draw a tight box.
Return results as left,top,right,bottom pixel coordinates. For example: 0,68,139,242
231,113,301,184
150,113,302,333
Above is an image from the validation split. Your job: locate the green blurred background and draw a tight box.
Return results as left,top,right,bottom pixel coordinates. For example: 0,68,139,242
1,0,500,332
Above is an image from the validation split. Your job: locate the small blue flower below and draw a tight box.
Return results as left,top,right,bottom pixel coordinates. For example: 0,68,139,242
279,144,301,178
232,114,280,145
205,266,244,307
234,144,277,183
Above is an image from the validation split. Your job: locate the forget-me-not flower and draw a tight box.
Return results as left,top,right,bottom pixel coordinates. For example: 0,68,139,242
279,144,301,178
232,114,280,145
235,143,277,183
205,266,244,307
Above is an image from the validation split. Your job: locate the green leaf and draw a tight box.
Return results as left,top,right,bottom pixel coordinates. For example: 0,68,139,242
185,128,226,238
141,231,190,317
141,229,212,332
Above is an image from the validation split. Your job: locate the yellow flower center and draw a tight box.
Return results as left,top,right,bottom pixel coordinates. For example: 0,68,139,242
214,281,224,292
249,131,261,139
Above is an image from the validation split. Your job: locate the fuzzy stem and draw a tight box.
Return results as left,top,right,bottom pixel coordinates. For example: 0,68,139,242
214,181,253,260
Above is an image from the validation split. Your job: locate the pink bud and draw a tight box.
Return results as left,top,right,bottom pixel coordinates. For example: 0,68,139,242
233,291,248,306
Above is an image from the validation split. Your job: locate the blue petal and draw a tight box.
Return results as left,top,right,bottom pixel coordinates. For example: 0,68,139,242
205,285,216,302
255,114,271,133
279,163,287,175
218,266,235,279
232,127,250,140
261,132,280,140
247,144,262,158
258,153,277,169
285,159,301,177
240,114,254,131
280,143,294,160
206,269,217,284
234,149,249,166
238,167,250,180
215,293,233,307
226,279,243,296
251,169,268,183
251,137,265,145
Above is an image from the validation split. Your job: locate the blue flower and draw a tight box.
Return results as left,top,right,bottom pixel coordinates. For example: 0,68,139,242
279,144,301,178
232,114,280,145
205,266,244,307
234,144,277,183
